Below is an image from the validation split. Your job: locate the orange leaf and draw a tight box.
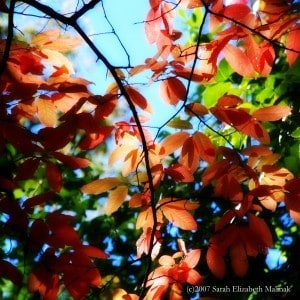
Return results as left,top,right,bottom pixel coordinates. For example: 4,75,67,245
160,77,186,105
36,97,57,127
217,95,242,107
252,105,291,121
105,185,128,215
81,177,122,195
46,162,63,192
126,86,152,113
185,102,209,117
164,164,194,182
159,198,199,230
192,132,215,163
160,132,189,156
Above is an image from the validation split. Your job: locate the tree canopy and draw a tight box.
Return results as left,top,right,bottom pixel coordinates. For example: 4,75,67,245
1,0,300,299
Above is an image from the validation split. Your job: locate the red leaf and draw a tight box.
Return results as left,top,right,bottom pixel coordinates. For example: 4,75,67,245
28,267,60,300
46,162,63,192
15,158,40,181
76,245,108,259
252,105,291,121
0,260,22,285
206,246,226,279
23,191,56,211
160,77,186,105
28,219,49,250
286,27,300,66
160,132,189,156
230,241,248,277
53,152,90,169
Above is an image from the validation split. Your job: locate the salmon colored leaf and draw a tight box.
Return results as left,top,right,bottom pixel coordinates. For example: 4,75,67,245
223,44,255,78
105,185,128,215
252,105,291,121
160,77,186,105
81,177,122,195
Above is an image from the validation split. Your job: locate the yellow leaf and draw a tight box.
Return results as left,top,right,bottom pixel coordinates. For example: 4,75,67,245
167,119,193,129
81,177,122,195
105,185,128,215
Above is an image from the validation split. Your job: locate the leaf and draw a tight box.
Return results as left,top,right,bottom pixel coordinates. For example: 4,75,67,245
46,162,63,192
160,132,189,156
53,152,90,170
28,267,60,299
206,246,226,279
184,249,201,268
164,164,194,182
23,192,56,211
15,158,40,181
184,102,209,117
230,241,248,278
126,86,152,113
223,44,255,78
36,97,57,127
79,126,114,150
286,28,300,66
160,77,186,105
158,198,199,230
0,260,22,285
167,119,193,129
105,185,128,215
76,245,108,259
252,105,291,121
31,29,82,52
81,177,122,195
217,95,242,107
192,132,215,163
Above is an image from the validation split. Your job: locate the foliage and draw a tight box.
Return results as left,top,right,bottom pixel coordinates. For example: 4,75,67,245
1,0,300,299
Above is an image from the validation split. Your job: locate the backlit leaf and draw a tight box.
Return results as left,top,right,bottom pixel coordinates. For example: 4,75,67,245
167,119,193,129
160,77,186,105
105,185,128,215
81,177,122,195
252,105,291,121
